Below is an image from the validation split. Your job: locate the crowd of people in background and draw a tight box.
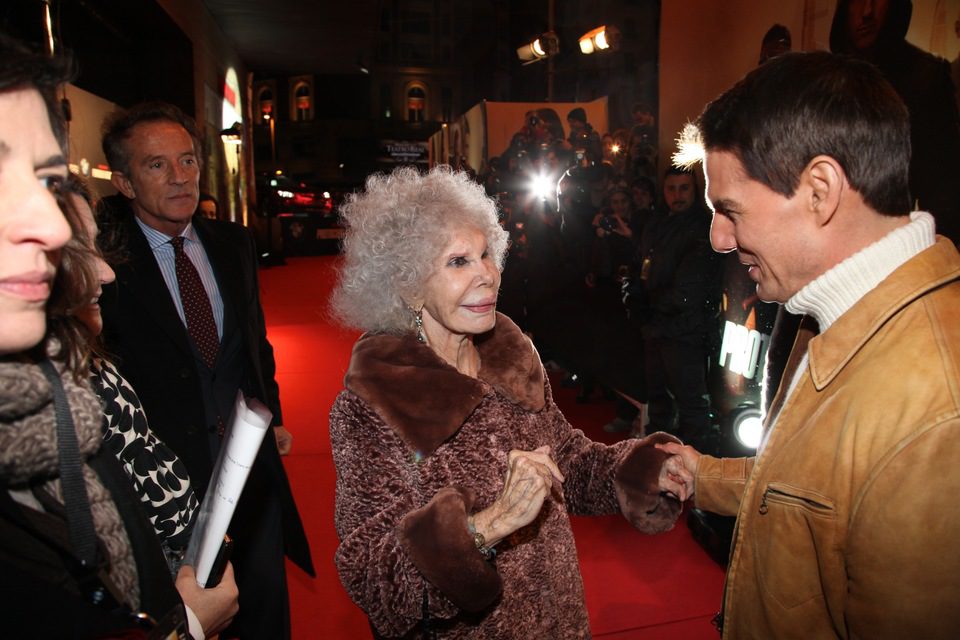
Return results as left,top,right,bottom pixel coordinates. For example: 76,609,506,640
5,0,960,637
478,102,721,451
473,1,960,455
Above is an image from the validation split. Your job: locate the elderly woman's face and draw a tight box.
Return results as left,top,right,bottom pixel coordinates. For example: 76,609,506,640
0,88,71,355
420,226,500,341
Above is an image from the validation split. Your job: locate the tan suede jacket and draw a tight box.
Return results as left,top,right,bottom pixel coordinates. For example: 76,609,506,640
696,238,960,639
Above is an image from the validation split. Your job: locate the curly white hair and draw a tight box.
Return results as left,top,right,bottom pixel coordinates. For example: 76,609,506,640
331,165,509,334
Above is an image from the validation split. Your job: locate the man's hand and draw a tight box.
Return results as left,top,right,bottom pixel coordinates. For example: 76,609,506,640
659,454,694,501
176,563,239,638
274,425,293,455
657,442,702,499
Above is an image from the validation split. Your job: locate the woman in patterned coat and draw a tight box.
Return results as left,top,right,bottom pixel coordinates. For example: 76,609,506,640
46,173,238,638
329,166,694,639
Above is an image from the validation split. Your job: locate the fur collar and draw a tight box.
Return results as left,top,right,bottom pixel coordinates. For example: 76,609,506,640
344,313,545,456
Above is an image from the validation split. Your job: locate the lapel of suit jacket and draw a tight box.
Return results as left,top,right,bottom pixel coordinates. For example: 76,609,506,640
117,214,194,359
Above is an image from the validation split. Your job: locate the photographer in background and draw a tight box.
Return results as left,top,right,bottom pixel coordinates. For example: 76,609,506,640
589,186,641,288
565,107,602,166
627,167,718,447
580,186,647,411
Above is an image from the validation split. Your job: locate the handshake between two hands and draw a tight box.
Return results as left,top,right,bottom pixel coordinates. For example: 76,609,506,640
472,439,703,547
656,440,701,503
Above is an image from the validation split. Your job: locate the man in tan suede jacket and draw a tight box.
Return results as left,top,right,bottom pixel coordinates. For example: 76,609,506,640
663,51,960,638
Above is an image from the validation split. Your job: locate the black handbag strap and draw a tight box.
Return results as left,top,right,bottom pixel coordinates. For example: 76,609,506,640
38,359,98,569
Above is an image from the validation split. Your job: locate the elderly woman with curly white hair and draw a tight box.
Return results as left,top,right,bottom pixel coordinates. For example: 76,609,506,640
329,166,692,639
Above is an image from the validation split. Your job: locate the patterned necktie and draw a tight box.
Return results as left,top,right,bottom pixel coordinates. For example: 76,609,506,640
171,236,219,368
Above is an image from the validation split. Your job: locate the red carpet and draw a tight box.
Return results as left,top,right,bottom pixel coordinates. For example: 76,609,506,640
260,256,725,638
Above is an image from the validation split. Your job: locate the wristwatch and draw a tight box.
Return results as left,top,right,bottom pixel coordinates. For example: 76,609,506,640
467,516,497,562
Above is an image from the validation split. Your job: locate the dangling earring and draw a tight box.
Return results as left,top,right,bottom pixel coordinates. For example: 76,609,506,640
414,307,426,343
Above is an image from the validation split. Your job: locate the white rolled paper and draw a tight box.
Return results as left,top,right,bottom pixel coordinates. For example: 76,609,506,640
185,390,272,587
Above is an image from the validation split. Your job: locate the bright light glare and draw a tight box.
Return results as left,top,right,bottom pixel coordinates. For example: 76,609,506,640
610,143,621,154
530,173,553,201
579,26,608,55
44,2,54,54
532,39,546,57
734,410,764,449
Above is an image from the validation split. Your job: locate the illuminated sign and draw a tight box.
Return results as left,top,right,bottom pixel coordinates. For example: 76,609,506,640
718,320,770,380
379,140,429,163
222,67,242,129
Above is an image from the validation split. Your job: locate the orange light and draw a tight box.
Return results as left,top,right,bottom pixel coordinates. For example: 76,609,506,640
579,25,617,55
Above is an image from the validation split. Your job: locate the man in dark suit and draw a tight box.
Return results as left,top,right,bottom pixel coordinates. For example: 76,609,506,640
98,102,313,639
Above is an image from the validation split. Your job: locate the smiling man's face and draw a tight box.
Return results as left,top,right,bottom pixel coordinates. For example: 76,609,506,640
704,150,822,303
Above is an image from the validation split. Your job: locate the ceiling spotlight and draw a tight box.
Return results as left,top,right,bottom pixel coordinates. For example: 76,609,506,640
579,25,620,55
517,32,559,64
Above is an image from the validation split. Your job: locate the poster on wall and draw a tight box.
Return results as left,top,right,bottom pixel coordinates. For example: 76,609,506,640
811,0,960,242
808,0,960,60
64,84,119,198
905,0,960,60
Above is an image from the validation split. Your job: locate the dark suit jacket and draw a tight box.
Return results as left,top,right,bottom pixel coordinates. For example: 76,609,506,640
99,209,313,575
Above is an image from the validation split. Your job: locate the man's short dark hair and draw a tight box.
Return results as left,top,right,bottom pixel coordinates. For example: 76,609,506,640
677,51,911,216
101,101,202,176
0,31,75,149
567,107,587,124
664,165,696,183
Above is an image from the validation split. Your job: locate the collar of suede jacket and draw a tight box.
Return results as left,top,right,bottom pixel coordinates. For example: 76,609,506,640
808,237,960,390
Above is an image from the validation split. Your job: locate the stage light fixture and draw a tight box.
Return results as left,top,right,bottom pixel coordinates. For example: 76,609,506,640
517,32,559,64
579,25,619,54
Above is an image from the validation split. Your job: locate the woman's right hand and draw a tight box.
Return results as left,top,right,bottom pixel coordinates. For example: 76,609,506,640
471,445,564,547
176,562,240,638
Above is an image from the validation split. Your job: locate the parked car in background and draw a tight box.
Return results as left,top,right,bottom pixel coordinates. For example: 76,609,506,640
257,173,351,254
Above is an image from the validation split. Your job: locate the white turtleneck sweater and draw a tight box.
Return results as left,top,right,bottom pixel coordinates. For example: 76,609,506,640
758,211,936,453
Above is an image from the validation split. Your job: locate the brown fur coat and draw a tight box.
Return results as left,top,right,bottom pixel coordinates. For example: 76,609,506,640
330,314,681,638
